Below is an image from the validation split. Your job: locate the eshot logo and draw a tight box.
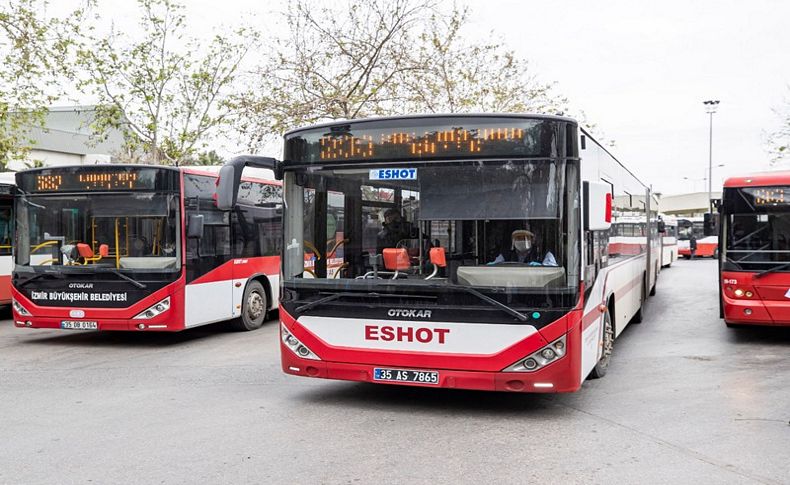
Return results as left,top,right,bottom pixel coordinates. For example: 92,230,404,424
365,325,450,344
369,168,417,180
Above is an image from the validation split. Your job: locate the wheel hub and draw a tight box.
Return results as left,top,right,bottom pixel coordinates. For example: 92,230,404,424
247,291,264,320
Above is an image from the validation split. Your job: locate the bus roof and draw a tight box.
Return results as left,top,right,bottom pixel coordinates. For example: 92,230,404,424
15,164,278,186
723,171,790,188
284,112,577,137
0,172,16,185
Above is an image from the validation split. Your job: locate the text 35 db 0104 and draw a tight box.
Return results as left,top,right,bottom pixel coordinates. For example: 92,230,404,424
373,368,439,385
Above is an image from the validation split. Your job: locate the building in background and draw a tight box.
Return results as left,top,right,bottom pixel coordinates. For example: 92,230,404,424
7,106,125,171
658,191,722,217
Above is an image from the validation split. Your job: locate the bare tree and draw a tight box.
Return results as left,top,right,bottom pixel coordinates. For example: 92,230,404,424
78,0,256,164
0,0,87,167
402,7,565,114
233,0,579,152
767,87,790,165
232,0,435,151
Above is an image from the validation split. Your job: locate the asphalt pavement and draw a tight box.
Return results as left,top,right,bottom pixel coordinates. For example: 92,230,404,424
0,258,788,484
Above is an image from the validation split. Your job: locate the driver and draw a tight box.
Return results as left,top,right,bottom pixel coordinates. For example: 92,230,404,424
376,209,413,254
491,229,557,266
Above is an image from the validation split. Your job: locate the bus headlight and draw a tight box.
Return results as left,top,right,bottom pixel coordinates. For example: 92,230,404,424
133,297,170,319
281,324,320,360
12,298,32,316
502,336,566,373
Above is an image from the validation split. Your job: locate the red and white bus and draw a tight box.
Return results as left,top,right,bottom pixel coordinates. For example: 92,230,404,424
0,173,15,306
219,114,661,392
720,171,790,327
677,216,718,258
11,164,282,332
658,214,678,267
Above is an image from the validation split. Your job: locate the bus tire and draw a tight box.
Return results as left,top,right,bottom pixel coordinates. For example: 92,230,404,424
649,264,658,296
589,307,614,379
632,277,646,324
230,280,268,331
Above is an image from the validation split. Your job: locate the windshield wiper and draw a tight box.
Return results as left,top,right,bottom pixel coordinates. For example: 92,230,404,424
15,270,63,288
295,291,383,315
448,285,529,322
754,261,790,279
106,269,147,289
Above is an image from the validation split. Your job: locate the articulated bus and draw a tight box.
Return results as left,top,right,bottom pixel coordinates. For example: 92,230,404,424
218,114,661,393
0,172,15,305
11,165,282,332
720,171,790,327
659,215,678,267
678,216,718,258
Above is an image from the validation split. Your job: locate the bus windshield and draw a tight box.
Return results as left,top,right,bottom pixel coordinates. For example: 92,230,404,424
282,159,580,293
15,192,181,272
677,220,703,240
722,186,790,270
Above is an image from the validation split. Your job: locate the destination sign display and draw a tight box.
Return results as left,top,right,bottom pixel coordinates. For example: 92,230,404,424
748,187,789,206
19,167,175,193
285,117,558,164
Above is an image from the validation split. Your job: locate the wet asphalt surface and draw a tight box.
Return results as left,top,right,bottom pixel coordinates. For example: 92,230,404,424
0,258,788,484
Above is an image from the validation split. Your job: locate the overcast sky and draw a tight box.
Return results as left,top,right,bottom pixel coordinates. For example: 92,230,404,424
65,0,790,195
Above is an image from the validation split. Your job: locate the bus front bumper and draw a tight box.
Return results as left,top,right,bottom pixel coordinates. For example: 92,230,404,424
280,342,581,393
723,295,790,326
13,317,180,331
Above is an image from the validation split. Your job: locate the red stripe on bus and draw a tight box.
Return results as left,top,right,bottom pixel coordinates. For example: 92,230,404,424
581,308,601,331
190,256,280,285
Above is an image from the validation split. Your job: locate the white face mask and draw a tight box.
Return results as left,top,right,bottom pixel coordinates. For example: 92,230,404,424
514,239,531,252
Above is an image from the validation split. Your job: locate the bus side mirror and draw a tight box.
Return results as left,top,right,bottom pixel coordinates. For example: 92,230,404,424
216,164,238,210
703,212,716,237
216,156,281,210
657,221,666,234
187,214,205,239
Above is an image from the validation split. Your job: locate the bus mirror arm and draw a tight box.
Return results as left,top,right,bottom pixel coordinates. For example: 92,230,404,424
216,156,282,211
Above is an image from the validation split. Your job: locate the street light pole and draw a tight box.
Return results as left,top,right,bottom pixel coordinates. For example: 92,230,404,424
703,100,720,213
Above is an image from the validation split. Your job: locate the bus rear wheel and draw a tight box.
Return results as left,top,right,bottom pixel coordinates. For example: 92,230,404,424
589,308,614,379
632,278,646,324
230,280,268,331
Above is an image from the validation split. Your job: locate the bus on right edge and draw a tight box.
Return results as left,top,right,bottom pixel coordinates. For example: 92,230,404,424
720,171,790,327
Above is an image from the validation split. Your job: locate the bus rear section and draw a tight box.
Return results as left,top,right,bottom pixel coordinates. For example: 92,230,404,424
12,166,281,332
677,216,718,258
0,175,14,306
218,114,659,393
659,215,678,267
720,173,790,327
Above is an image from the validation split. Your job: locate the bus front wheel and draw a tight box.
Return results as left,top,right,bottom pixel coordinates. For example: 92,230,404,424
589,308,614,379
231,280,268,331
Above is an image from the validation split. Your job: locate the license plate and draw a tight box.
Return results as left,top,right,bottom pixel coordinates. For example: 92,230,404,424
373,368,439,385
60,321,98,330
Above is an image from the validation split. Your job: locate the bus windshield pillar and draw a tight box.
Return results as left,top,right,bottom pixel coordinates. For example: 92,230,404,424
313,190,328,278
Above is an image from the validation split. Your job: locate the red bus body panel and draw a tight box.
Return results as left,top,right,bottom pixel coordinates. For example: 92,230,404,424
280,307,584,393
11,277,186,331
722,271,790,326
678,242,717,258
0,273,11,305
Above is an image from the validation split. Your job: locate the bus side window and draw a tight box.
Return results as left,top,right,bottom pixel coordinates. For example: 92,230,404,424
184,174,231,283
0,205,11,256
233,182,283,258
